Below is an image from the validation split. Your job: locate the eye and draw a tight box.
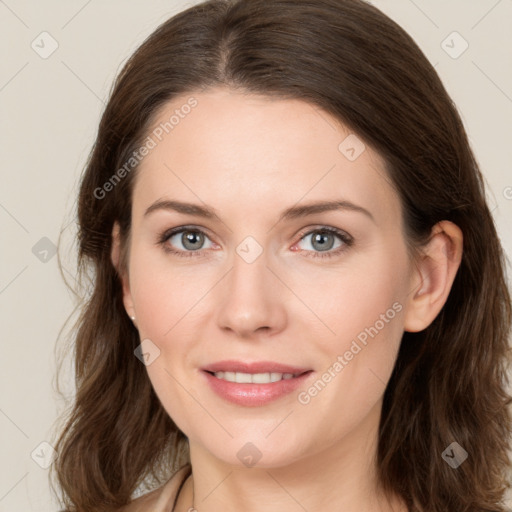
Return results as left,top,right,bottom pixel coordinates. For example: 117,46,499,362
158,227,216,258
293,227,353,259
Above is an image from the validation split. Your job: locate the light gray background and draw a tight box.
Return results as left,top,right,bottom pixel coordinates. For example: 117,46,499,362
1,0,511,510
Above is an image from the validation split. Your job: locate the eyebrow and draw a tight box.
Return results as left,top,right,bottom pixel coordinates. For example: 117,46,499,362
143,198,375,223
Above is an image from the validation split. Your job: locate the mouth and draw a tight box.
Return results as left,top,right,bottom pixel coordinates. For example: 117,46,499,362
200,360,315,406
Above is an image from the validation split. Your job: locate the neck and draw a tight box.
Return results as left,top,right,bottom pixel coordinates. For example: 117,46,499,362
174,399,407,512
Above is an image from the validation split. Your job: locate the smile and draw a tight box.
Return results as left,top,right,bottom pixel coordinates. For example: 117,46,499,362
202,369,314,406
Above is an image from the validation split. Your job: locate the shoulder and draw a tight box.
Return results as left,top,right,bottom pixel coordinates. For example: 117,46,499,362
119,464,191,512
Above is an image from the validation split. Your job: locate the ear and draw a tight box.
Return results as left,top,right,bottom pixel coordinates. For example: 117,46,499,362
403,220,463,333
111,221,136,322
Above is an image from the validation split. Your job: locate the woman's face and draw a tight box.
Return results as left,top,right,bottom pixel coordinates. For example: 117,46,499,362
119,87,418,468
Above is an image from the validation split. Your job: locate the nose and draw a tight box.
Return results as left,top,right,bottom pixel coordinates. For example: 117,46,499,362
215,245,287,339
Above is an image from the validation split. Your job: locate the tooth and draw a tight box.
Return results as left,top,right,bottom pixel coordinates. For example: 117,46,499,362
235,372,253,383
212,371,298,383
252,372,271,383
223,371,236,382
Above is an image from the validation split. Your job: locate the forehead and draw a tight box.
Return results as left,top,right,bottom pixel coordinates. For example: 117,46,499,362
132,88,401,227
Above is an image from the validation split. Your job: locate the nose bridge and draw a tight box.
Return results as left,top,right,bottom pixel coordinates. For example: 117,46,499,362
228,234,273,303
215,234,286,335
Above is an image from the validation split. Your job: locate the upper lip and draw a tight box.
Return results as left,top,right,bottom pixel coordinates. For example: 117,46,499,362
202,360,312,375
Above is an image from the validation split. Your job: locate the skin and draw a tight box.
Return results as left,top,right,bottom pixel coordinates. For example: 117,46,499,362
111,87,463,512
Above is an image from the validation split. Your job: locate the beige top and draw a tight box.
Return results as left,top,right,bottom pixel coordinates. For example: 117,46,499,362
122,464,192,512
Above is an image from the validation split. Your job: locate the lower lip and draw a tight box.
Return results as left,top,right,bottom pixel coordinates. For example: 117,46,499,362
202,370,314,407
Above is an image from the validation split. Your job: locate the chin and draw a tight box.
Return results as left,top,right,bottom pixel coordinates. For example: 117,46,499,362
197,432,310,470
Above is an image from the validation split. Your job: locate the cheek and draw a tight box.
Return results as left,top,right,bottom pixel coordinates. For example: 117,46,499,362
290,274,405,447
301,243,407,399
305,247,407,351
129,246,208,338
128,250,205,433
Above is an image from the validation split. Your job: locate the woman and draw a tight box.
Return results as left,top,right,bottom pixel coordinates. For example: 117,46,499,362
50,0,512,511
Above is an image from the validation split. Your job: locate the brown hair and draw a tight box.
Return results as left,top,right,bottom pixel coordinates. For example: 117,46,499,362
50,0,512,510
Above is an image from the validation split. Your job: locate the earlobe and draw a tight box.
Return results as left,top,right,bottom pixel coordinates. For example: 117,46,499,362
111,221,136,322
403,220,463,333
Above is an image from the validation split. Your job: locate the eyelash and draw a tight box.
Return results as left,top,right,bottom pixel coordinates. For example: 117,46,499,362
157,225,354,260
